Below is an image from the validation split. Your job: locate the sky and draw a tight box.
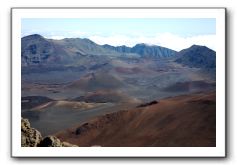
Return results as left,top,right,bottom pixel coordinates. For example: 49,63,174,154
22,18,216,51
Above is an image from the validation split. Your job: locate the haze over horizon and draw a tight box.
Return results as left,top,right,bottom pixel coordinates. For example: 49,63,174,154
22,18,216,51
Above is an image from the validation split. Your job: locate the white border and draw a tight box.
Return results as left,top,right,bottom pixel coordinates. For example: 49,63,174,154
12,8,226,157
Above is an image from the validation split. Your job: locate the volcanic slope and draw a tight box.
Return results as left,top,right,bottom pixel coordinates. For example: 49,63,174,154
175,45,216,68
56,91,216,147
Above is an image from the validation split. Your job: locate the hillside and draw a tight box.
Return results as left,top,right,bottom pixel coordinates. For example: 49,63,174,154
56,91,216,147
175,45,216,68
21,34,119,66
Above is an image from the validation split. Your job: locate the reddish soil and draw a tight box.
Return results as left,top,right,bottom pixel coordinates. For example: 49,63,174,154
56,91,216,147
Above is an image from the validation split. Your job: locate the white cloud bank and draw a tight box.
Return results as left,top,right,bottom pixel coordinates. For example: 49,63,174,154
47,32,215,51
88,33,216,51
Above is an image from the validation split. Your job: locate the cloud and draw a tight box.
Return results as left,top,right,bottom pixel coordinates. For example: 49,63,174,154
43,30,88,40
68,30,88,36
88,33,216,51
89,35,136,47
44,32,216,51
50,36,67,40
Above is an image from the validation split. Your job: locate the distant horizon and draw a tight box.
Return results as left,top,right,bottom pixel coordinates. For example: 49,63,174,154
22,18,216,51
22,33,215,51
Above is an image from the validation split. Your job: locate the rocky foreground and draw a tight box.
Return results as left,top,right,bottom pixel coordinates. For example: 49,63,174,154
21,118,77,147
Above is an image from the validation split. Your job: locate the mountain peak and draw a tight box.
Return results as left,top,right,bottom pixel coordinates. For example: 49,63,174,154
82,38,96,44
134,43,147,47
175,44,216,68
189,44,209,50
22,34,44,39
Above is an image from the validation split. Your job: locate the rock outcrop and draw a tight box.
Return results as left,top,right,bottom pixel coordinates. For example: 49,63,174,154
38,136,77,147
21,118,77,147
21,118,42,147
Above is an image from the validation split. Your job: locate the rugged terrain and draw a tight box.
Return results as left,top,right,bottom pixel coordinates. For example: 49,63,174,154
56,91,216,147
21,34,216,147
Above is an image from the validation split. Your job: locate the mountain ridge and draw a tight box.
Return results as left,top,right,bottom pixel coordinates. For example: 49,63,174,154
21,34,216,69
102,43,177,58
